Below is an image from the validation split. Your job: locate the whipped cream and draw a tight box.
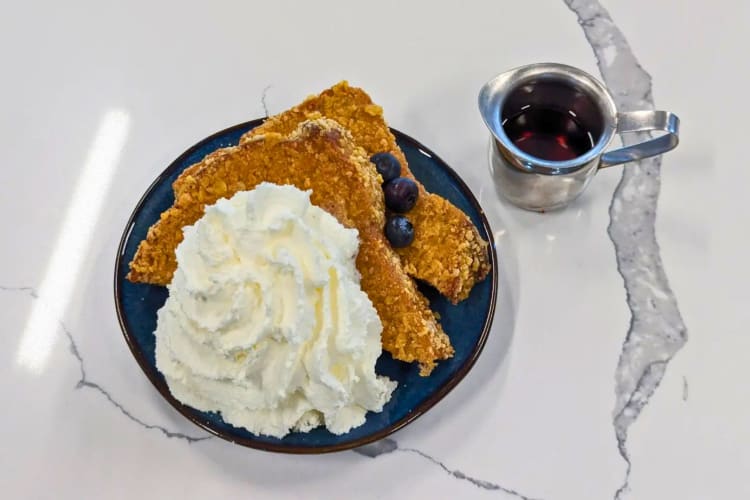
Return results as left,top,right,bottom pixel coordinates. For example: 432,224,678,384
154,182,395,438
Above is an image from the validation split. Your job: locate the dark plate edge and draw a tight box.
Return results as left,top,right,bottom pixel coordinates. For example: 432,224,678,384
113,120,499,454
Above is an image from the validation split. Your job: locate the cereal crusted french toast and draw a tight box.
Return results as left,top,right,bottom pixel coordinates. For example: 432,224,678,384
226,81,492,303
128,118,453,375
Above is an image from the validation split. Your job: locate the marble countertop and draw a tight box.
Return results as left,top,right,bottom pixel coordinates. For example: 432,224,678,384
2,0,747,498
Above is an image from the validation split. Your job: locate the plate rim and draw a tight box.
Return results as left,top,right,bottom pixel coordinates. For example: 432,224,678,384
114,118,499,454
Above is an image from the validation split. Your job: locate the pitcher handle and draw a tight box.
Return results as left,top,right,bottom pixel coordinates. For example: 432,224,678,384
599,110,680,168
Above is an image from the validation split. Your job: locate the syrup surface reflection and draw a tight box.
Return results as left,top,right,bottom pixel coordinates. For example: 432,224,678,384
502,106,595,161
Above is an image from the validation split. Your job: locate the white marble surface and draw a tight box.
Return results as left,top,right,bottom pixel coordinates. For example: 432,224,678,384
1,0,748,499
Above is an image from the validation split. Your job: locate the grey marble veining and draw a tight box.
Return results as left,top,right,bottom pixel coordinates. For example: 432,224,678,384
682,376,688,402
354,438,399,457
355,439,539,499
0,285,37,298
1,285,211,443
62,320,212,443
563,1,688,498
261,84,272,118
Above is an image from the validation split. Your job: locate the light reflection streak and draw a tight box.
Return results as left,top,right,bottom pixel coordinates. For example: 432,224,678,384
16,109,130,374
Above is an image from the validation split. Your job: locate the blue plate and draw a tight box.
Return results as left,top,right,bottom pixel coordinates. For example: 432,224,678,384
114,119,498,453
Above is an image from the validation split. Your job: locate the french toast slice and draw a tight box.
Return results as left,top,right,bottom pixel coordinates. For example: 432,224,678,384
227,82,491,303
128,118,453,375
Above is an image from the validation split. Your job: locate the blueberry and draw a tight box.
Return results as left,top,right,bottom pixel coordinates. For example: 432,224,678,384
383,177,419,213
385,215,415,248
370,152,402,183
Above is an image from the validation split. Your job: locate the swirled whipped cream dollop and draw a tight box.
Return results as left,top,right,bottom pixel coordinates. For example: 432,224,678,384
154,182,395,438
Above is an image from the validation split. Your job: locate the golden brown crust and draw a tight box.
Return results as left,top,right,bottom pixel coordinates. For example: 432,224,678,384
129,118,452,375
220,81,491,303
